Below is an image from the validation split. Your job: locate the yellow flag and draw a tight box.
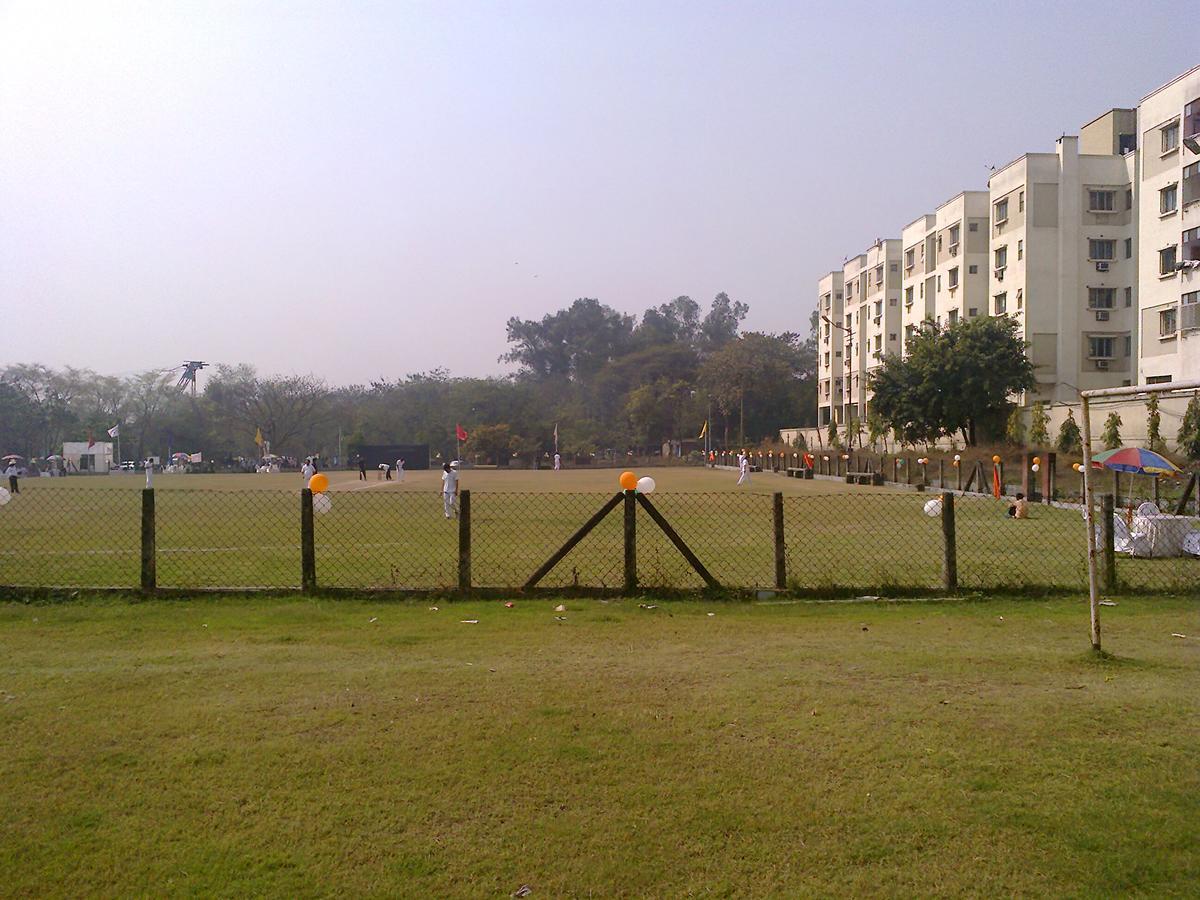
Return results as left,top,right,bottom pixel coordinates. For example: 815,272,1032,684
698,420,708,440
254,426,264,447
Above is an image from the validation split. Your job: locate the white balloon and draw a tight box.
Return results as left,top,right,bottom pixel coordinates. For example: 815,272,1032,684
923,498,942,518
953,454,962,462
636,476,656,494
0,487,9,506
313,493,333,514
1031,463,1040,473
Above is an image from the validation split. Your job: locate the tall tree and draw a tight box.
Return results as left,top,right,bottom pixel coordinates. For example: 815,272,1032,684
699,292,749,353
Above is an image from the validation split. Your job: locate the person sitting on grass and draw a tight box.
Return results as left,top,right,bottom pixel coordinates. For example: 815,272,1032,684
1007,492,1029,519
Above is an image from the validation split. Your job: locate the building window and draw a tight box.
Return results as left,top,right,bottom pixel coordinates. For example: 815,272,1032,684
1119,133,1136,154
1016,288,1024,309
948,309,959,325
1185,226,1200,261
1124,238,1133,259
994,246,1008,269
889,297,897,306
936,234,942,252
968,264,978,274
1162,120,1180,153
949,224,960,247
1125,287,1133,307
1123,335,1132,356
968,307,978,317
905,325,915,341
948,267,959,290
1088,288,1115,309
890,263,898,272
905,248,915,269
1017,239,1023,260
1184,290,1199,305
904,286,913,306
936,275,941,292
1160,307,1178,336
994,198,1009,224
1018,191,1025,212
1089,239,1115,260
874,300,883,317
1089,190,1115,211
1125,189,1133,210
1147,375,1173,385
994,293,1007,314
873,335,882,351
1089,336,1115,359
1160,245,1178,275
968,222,979,232
889,333,897,341
1161,184,1178,214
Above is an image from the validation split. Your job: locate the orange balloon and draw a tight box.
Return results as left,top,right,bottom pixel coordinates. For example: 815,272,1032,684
1032,456,1041,465
619,471,638,490
991,455,1001,464
309,473,329,493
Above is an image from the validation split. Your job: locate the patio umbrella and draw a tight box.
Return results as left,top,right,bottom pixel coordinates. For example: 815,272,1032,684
1089,447,1180,476
2,453,23,461
45,454,63,460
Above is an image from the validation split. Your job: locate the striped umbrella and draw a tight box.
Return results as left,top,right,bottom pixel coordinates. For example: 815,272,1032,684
1090,447,1181,476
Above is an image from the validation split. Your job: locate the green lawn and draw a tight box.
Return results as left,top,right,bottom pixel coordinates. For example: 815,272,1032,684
2,468,1197,594
0,593,1197,896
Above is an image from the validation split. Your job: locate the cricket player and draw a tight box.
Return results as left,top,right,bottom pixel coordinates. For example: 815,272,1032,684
441,461,459,518
395,458,405,482
736,451,751,487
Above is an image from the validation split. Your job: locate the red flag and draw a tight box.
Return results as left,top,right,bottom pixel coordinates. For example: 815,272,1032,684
87,429,95,449
455,424,468,442
992,463,1002,499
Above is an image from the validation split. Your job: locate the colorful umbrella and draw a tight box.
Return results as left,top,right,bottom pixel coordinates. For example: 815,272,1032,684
1090,447,1180,476
1,454,23,461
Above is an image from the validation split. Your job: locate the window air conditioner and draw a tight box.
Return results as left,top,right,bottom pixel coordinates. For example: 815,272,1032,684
1095,359,1110,370
1095,310,1110,322
1095,261,1109,272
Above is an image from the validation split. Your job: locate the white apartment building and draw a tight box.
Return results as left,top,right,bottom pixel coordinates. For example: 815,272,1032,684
987,112,1138,403
1137,64,1200,385
900,191,991,347
836,240,902,426
815,270,844,427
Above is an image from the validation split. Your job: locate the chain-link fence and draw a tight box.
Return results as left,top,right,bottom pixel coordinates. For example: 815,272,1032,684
1,486,1197,595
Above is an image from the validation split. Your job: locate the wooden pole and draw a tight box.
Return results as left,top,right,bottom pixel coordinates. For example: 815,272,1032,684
635,494,720,589
525,492,623,590
941,492,957,592
1080,395,1101,652
1174,472,1197,516
458,489,471,593
301,488,316,593
140,488,155,593
773,492,786,590
623,490,637,594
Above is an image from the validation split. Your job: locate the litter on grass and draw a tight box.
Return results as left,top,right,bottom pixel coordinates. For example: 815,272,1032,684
461,619,479,624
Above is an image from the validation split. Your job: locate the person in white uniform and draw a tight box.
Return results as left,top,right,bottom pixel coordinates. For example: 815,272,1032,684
736,451,751,487
441,461,459,518
395,458,405,482
553,452,561,471
301,459,315,483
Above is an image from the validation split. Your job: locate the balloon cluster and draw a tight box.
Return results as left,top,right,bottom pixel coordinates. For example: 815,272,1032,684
1031,456,1041,473
619,471,656,494
308,473,332,514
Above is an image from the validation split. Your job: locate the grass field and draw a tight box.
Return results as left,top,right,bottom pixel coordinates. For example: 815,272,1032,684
0,593,1197,896
2,467,1197,594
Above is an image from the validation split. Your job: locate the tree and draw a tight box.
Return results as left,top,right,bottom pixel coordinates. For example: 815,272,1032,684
1005,406,1026,446
503,298,635,382
826,419,840,449
699,292,749,353
625,379,691,446
1177,392,1200,461
468,424,518,465
1057,409,1082,454
1101,412,1123,450
1146,394,1165,451
866,410,890,453
699,332,806,445
867,316,1035,446
1028,401,1050,447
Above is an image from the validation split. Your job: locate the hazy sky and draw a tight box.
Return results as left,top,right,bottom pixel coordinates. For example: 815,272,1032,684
1,1,1193,386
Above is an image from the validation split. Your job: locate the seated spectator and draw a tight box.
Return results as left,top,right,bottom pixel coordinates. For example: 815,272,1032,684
1007,492,1029,519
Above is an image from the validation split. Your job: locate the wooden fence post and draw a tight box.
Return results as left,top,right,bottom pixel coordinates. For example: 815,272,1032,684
1100,494,1116,592
773,492,786,590
301,488,316,593
957,459,963,492
941,492,957,592
623,489,637,594
140,488,155,593
1044,452,1056,502
938,459,945,489
458,489,471,593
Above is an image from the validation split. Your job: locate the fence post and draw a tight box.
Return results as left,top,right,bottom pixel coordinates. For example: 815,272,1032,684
957,459,963,492
301,488,316,593
773,492,786,589
938,459,945,489
1044,452,1056,502
941,492,957,592
1100,494,1116,592
623,490,637,594
458,489,472,593
140,488,156,593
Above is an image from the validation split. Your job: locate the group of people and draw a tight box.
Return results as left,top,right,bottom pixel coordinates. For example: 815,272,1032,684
354,457,406,481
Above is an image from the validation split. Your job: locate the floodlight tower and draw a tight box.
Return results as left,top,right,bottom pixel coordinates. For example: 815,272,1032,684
177,361,207,396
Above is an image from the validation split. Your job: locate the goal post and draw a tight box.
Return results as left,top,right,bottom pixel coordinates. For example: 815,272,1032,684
1079,378,1200,653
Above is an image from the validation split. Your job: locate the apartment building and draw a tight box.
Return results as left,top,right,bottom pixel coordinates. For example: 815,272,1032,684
1137,64,1200,385
986,112,1138,403
900,191,991,348
835,240,902,426
815,270,844,427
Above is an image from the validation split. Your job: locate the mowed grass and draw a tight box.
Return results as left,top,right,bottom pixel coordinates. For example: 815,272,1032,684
0,594,1197,897
2,468,1197,593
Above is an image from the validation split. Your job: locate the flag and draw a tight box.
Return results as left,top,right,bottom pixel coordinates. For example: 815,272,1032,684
87,430,95,449
992,462,1002,499
254,427,264,447
456,424,468,442
189,452,203,463
698,420,708,440
107,425,120,438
